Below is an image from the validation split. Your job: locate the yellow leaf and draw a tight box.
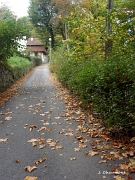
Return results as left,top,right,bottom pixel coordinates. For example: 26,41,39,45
24,176,38,180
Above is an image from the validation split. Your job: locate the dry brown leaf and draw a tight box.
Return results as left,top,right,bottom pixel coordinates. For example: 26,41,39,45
29,125,37,131
99,160,107,163
39,144,46,149
129,164,135,173
27,139,38,143
46,138,53,143
70,157,76,160
56,145,63,149
48,142,57,147
110,151,122,159
24,166,37,172
32,142,37,147
43,122,50,125
55,116,61,120
92,139,101,144
65,132,74,136
40,120,46,123
89,151,99,156
34,156,47,165
24,176,38,180
37,126,47,132
75,135,84,141
119,163,129,171
5,116,12,121
52,122,57,125
114,175,125,180
79,144,87,148
37,138,45,145
130,137,135,142
40,114,45,116
15,159,20,163
0,138,8,142
74,148,80,152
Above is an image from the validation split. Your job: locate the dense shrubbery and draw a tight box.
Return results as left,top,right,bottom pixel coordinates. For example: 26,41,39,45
49,1,135,133
50,46,135,132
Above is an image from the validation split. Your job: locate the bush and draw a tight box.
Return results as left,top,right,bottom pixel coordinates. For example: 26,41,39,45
0,56,35,93
29,56,42,67
51,50,135,131
49,45,69,74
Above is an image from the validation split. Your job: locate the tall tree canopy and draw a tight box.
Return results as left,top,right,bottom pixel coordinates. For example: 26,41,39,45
28,0,72,47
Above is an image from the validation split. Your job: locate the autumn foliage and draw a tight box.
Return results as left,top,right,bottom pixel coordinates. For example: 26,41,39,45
50,0,135,132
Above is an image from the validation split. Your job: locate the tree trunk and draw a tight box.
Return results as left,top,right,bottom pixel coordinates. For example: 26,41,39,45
105,0,114,59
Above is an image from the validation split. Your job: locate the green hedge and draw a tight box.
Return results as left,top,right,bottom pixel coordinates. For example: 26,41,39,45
50,47,135,131
0,56,42,93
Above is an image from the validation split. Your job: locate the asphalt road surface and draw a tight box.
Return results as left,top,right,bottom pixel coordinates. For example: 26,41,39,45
0,65,134,180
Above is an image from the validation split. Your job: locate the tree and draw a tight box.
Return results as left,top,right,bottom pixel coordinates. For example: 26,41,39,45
0,5,31,64
28,0,72,47
0,4,16,20
28,0,55,47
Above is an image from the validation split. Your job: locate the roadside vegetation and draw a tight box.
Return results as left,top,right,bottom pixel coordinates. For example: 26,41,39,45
0,5,41,93
48,0,135,134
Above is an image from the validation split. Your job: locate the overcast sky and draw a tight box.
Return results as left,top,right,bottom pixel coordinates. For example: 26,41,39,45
0,0,30,17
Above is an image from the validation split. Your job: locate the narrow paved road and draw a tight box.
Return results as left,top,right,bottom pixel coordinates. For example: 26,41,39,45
0,65,133,180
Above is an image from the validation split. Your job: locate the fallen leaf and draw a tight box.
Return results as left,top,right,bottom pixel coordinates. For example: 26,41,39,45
46,138,53,143
37,127,47,132
114,175,125,180
34,156,47,165
37,138,45,144
74,148,80,152
27,139,38,143
75,135,84,141
29,125,37,131
70,157,76,160
130,137,135,142
56,145,63,149
65,132,74,136
99,160,107,163
79,144,87,148
5,116,12,121
15,159,20,163
48,141,57,147
52,122,57,125
89,151,99,156
24,176,38,180
39,144,46,149
24,166,37,172
0,138,8,142
40,114,45,116
55,116,61,120
32,142,37,147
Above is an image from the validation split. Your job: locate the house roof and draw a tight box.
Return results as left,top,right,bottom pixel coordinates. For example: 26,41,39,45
26,38,47,54
26,38,43,46
27,46,46,53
